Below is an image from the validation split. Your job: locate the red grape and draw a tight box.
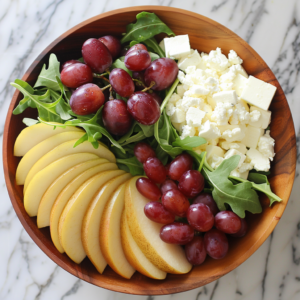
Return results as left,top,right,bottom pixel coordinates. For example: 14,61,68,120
160,222,194,245
132,71,145,91
178,170,205,198
82,38,112,73
70,83,104,115
144,202,175,224
60,63,93,89
231,218,248,238
61,60,80,71
102,99,132,135
168,153,193,181
204,229,229,259
193,193,219,216
185,236,207,265
187,203,214,232
98,35,121,59
161,189,190,217
143,157,167,184
134,142,156,163
144,58,178,91
150,92,162,106
160,179,178,194
127,92,160,125
125,50,151,71
109,68,135,98
136,177,161,201
215,211,241,234
127,44,147,54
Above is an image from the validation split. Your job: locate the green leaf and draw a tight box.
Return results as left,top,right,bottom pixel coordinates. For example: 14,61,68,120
23,118,39,127
149,52,160,61
34,54,62,91
186,150,207,172
121,12,175,44
54,76,72,120
143,37,165,58
116,157,144,176
121,131,146,146
202,156,262,218
138,123,154,137
111,56,132,76
155,144,169,165
173,136,206,150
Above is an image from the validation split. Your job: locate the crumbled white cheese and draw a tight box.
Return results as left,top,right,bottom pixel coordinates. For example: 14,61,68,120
257,130,275,161
205,48,230,72
166,102,176,117
186,107,206,127
246,148,270,172
181,125,196,139
224,149,246,168
198,120,221,140
211,102,234,125
249,106,271,129
222,127,245,142
213,91,238,105
210,155,224,169
249,110,261,123
178,50,202,71
171,108,185,123
228,50,243,65
219,141,247,154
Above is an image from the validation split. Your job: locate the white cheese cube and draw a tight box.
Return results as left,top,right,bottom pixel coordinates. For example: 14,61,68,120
249,110,261,127
188,85,210,96
164,35,191,59
181,125,196,139
249,106,271,129
210,155,224,169
166,102,176,117
241,125,264,148
198,121,221,140
176,85,186,98
238,99,250,112
171,108,185,123
206,145,225,162
168,93,181,104
246,148,270,172
218,124,241,134
232,74,248,97
202,104,213,123
258,130,275,161
213,91,238,105
178,50,202,71
238,162,254,173
222,127,245,142
219,141,247,154
186,107,206,127
224,149,246,168
208,138,219,146
241,76,277,110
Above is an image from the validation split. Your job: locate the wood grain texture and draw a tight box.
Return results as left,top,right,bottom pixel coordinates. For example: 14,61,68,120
2,6,297,295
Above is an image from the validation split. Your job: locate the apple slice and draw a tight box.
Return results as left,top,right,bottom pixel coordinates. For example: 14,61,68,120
121,210,167,280
83,174,132,275
58,170,125,263
24,153,98,217
16,131,85,185
14,122,83,157
50,162,118,253
37,158,108,228
24,139,115,191
125,177,192,274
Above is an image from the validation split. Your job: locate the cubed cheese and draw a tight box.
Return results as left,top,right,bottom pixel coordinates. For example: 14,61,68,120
238,162,254,173
241,125,264,148
163,35,191,59
246,148,270,172
249,110,261,126
219,141,247,154
249,106,271,129
171,108,185,123
212,91,238,105
178,50,202,71
186,107,206,127
176,85,186,98
166,102,176,116
224,149,246,168
198,120,221,140
232,74,247,97
206,145,225,163
210,155,224,169
168,93,181,104
222,127,245,142
241,76,277,110
181,125,196,139
218,124,241,134
257,130,275,160
188,85,210,96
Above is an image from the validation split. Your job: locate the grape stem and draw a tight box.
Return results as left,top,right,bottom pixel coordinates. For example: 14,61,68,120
132,78,146,88
101,84,111,91
109,87,114,100
93,73,110,83
105,68,111,74
142,81,155,92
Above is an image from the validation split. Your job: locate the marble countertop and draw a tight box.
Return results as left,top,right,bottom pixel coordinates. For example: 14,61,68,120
0,0,299,299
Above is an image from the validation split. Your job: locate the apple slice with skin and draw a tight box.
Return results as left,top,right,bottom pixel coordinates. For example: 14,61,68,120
83,174,132,275
37,158,108,228
121,210,167,280
125,176,192,274
24,139,116,191
50,162,118,253
24,153,99,217
14,122,83,157
58,169,125,263
16,131,85,185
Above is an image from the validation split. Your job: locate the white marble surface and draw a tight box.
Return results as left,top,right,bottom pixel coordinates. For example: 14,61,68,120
0,0,300,299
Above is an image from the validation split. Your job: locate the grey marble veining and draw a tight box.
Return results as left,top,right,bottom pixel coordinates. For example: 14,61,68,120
1,0,300,299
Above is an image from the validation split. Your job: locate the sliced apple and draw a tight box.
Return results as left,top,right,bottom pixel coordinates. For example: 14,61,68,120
50,162,118,253
16,131,85,185
125,177,192,274
83,174,132,275
24,139,116,191
14,122,83,157
24,153,98,217
58,170,125,263
121,210,167,280
37,158,108,228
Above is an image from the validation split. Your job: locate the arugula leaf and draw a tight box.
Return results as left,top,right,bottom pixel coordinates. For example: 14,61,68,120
143,37,165,58
173,136,206,150
116,157,144,176
187,150,207,172
121,12,175,44
202,156,262,218
23,118,39,126
34,54,62,91
111,56,132,76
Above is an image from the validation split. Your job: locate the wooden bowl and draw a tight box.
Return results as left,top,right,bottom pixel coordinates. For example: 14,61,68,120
3,6,297,295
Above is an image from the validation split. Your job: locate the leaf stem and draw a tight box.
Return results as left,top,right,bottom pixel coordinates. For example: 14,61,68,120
160,78,179,113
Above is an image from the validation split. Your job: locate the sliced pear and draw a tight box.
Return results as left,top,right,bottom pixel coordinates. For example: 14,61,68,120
125,177,192,274
58,170,125,263
24,153,98,217
14,122,83,157
121,210,167,280
37,158,108,228
83,174,132,275
16,131,85,185
50,162,118,253
24,139,115,191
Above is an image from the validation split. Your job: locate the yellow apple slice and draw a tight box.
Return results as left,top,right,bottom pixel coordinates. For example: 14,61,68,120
58,169,125,263
50,162,118,253
121,210,167,280
83,174,132,275
24,139,115,191
24,153,98,217
14,122,83,157
16,131,85,185
125,177,192,274
37,158,108,228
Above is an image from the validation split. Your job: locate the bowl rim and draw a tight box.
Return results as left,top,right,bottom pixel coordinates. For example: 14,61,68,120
3,5,297,295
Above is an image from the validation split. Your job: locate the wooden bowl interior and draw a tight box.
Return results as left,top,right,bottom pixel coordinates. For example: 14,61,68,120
3,6,297,295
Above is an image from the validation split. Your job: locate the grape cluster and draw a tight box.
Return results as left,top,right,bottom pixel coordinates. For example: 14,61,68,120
134,142,248,266
60,37,178,135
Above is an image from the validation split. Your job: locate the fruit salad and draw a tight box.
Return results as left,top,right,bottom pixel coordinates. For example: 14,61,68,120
11,11,282,280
